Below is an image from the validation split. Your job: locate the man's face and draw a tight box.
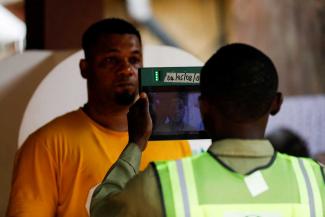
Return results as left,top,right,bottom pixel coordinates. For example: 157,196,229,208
169,98,185,123
84,33,143,106
153,93,185,123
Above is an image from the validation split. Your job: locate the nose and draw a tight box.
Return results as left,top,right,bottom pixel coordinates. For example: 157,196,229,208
118,59,136,77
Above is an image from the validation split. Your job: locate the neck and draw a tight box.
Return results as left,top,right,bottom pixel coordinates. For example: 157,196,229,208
83,102,130,131
211,127,266,141
210,116,268,141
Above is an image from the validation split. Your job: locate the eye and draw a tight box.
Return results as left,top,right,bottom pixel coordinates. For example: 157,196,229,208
104,56,119,64
98,56,121,68
129,56,141,65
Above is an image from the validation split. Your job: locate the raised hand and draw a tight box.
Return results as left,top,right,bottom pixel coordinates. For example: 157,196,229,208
127,92,153,151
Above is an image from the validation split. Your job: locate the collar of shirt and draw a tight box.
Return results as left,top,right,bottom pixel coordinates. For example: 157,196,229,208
208,139,275,158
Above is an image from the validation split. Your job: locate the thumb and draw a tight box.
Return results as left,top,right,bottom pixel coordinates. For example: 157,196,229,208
138,92,149,114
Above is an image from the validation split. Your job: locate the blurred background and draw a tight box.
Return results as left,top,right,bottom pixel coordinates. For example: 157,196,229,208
1,0,324,94
0,0,325,215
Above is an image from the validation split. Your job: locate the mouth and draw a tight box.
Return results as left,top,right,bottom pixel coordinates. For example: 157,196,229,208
115,80,135,86
115,82,137,91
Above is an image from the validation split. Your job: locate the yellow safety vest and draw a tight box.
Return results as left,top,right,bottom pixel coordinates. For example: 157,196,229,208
154,152,324,217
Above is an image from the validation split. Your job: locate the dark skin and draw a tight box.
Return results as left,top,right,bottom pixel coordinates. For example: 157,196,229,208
128,92,152,150
199,92,283,141
128,92,283,150
79,34,143,132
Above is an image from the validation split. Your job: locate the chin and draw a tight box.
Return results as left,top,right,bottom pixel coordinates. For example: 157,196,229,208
114,91,137,106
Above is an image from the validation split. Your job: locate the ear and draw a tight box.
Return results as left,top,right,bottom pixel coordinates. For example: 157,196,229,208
198,95,209,117
198,95,221,137
79,59,89,79
270,92,283,116
199,95,217,121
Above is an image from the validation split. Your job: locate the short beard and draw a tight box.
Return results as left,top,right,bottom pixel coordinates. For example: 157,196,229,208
114,92,137,106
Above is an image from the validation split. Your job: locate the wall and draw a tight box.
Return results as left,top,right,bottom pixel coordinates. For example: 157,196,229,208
228,0,325,95
0,50,75,216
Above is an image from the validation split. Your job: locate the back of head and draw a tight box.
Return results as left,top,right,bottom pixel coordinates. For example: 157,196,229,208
82,18,142,59
200,43,278,122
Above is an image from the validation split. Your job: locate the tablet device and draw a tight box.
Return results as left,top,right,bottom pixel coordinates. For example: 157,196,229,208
139,66,209,140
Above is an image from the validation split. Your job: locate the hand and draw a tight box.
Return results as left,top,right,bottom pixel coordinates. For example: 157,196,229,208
128,92,153,151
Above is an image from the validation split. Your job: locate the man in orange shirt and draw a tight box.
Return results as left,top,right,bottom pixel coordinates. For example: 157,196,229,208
6,18,191,217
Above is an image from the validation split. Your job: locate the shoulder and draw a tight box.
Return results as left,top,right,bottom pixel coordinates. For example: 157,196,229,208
20,109,87,150
42,109,86,131
91,165,162,217
31,109,86,136
280,153,325,183
277,153,323,167
129,164,157,186
126,164,162,211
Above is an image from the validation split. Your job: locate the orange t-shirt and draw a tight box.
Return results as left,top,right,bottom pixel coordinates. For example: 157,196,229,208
7,109,191,217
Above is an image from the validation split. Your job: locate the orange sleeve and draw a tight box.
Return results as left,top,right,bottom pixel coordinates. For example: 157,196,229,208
6,134,58,217
140,140,192,170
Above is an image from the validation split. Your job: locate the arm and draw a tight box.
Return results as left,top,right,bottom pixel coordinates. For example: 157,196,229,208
93,92,153,198
90,93,163,217
90,144,163,217
90,142,142,206
6,135,58,217
91,162,162,217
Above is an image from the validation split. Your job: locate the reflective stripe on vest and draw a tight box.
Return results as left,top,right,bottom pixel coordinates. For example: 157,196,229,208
154,153,324,217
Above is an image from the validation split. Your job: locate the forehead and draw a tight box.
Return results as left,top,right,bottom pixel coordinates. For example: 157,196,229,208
91,33,142,54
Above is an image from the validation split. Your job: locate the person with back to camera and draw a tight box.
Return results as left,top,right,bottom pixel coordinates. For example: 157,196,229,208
6,18,191,217
90,43,325,217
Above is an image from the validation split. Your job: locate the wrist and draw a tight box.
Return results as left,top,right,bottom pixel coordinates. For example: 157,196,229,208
128,137,148,151
121,142,142,172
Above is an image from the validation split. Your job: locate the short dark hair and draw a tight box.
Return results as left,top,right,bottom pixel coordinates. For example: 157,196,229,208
200,43,278,121
82,18,142,59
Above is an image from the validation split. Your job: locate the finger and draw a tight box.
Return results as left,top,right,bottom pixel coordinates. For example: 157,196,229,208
139,92,147,99
128,93,148,117
139,92,149,112
130,93,148,113
133,92,147,106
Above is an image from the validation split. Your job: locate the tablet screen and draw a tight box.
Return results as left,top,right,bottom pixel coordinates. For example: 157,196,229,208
139,67,209,140
150,91,203,131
